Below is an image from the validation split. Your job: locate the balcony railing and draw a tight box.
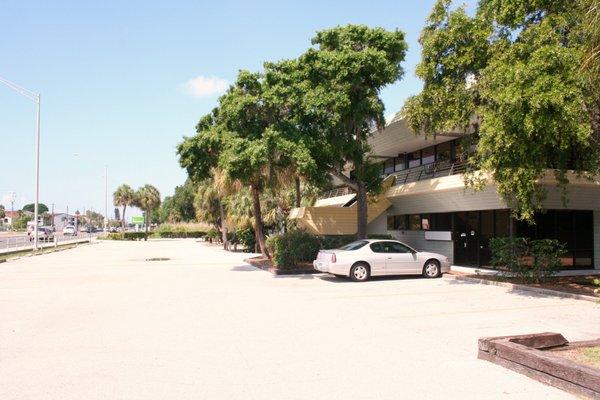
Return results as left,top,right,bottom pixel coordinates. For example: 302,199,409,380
319,160,466,199
388,159,465,185
320,186,356,199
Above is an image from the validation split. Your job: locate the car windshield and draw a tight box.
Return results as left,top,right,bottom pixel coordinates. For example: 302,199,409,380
337,240,369,251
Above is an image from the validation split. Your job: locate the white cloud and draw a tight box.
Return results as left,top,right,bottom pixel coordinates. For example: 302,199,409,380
182,75,229,98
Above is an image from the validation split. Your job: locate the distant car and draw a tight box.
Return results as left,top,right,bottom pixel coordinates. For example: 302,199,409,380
81,225,95,233
29,227,54,242
63,225,76,236
109,226,118,233
313,239,450,282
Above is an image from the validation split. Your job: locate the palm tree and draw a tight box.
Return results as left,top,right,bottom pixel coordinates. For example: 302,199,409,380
113,184,136,234
134,185,161,241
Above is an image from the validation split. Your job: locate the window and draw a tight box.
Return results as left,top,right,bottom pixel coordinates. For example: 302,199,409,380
421,214,431,230
436,142,452,162
408,150,421,168
370,242,385,253
422,146,435,165
338,241,368,250
431,213,452,231
383,158,395,175
395,154,406,171
387,215,395,230
409,214,421,230
383,241,413,253
395,215,407,230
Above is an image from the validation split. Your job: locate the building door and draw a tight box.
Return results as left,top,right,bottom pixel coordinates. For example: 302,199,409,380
454,211,479,266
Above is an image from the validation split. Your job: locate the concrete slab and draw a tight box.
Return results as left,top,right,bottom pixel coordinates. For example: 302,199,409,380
1,239,599,400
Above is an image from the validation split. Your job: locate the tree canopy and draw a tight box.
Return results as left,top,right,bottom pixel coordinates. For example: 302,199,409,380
403,0,600,221
22,203,48,214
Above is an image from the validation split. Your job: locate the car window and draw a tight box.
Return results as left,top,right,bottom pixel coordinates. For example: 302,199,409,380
382,241,413,254
338,240,368,251
369,242,385,253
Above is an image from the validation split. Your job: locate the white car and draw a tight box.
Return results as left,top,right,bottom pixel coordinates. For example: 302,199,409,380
62,225,76,236
313,239,451,282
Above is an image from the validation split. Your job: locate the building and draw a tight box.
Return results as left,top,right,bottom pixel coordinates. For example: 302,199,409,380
51,213,76,230
291,116,600,270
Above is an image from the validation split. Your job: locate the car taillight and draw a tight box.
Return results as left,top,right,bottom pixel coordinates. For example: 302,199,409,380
331,253,336,263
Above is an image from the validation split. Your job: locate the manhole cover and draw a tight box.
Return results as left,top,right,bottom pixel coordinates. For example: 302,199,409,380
145,257,170,261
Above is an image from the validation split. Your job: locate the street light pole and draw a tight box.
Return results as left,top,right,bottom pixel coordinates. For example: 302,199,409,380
0,76,42,250
104,165,108,230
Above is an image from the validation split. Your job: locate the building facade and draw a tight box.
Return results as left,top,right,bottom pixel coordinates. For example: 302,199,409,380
292,117,600,270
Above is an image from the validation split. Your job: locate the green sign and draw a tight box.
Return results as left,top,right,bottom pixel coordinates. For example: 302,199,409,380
131,216,144,224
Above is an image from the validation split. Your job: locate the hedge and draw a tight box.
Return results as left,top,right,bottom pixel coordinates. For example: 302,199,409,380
102,232,146,241
267,230,321,270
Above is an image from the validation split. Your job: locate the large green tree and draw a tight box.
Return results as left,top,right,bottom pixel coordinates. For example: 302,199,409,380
295,25,408,238
159,179,197,223
403,0,600,221
22,203,48,214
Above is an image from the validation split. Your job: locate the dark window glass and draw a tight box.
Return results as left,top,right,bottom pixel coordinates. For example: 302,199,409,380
408,151,421,168
409,214,421,230
382,241,413,253
436,142,452,162
387,215,395,230
384,158,394,175
536,211,556,240
421,214,431,230
395,215,407,230
431,213,452,231
338,241,368,250
395,154,406,171
556,211,574,248
422,146,435,165
574,211,593,249
494,210,511,237
370,242,385,253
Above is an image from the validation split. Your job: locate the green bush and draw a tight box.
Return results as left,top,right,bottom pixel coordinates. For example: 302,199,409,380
102,232,146,241
490,237,564,283
152,230,206,238
233,227,256,252
267,230,321,270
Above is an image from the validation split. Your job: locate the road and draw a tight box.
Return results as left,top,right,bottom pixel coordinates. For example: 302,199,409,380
1,239,599,400
0,231,99,251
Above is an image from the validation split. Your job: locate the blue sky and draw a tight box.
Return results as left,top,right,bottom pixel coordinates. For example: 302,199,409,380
0,0,439,218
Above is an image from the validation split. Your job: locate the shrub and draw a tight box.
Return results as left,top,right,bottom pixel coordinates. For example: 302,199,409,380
102,232,146,241
490,237,564,283
267,230,321,270
234,227,256,252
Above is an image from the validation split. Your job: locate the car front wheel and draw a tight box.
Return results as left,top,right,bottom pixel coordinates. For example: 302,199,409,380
350,263,370,282
423,260,441,278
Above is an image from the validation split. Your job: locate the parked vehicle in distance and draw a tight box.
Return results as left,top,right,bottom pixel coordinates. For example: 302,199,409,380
109,226,118,233
63,225,76,236
28,227,54,242
313,239,450,282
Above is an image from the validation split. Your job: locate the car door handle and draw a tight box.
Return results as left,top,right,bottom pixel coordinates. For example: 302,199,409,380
386,257,392,259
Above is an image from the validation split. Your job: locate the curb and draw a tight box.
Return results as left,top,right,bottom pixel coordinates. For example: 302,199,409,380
444,274,599,303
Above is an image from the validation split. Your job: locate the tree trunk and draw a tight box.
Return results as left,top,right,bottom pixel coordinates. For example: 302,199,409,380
250,185,269,257
121,205,127,238
356,181,368,239
294,176,301,207
219,200,228,250
144,211,149,241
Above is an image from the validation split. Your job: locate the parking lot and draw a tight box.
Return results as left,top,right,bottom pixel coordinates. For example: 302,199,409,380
1,239,598,399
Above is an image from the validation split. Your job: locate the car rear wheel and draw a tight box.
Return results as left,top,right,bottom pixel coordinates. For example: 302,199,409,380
350,263,370,282
422,260,441,278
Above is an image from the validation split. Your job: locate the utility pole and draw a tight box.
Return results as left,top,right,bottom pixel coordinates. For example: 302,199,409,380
0,77,42,250
104,165,108,230
51,203,55,229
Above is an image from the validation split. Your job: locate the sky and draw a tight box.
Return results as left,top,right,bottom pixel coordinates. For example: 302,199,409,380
0,0,440,219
